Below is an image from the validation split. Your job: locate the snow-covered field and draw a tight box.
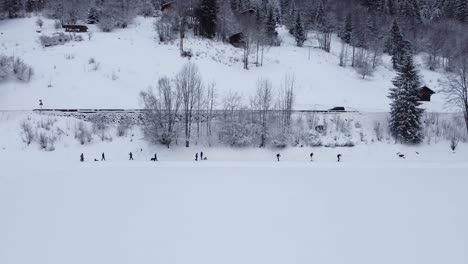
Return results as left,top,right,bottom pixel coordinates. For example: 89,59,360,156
1,158,468,264
2,14,467,264
0,16,445,112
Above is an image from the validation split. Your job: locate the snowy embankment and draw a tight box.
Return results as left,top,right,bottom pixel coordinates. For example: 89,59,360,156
0,16,445,112
1,160,468,264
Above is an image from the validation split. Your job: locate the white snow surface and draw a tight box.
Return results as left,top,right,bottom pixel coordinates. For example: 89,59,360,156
1,114,468,264
1,155,468,264
0,16,446,111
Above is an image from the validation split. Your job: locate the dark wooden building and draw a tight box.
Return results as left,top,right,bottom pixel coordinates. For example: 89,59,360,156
161,1,176,14
228,32,245,48
63,25,88,33
418,86,435,102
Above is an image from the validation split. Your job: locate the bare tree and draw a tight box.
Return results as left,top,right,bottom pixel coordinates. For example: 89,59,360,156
441,57,468,134
278,74,295,131
140,76,182,148
176,62,202,147
252,78,274,147
205,82,216,138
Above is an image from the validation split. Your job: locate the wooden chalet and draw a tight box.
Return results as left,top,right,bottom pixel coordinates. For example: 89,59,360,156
63,25,88,33
418,86,435,102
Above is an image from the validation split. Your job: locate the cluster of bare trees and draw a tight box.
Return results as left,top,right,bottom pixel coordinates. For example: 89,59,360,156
141,62,296,148
140,62,217,148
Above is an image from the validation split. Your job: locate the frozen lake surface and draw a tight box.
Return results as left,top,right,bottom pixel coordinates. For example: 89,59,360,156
1,160,467,264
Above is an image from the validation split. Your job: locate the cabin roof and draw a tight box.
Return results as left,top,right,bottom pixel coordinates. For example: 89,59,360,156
421,86,435,94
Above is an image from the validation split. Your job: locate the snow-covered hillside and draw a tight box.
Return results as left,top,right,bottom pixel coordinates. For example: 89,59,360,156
0,16,446,111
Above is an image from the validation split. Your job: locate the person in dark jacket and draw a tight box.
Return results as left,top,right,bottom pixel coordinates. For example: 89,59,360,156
200,152,204,161
151,153,158,161
80,153,84,162
101,152,106,161
276,153,281,162
195,153,198,161
337,154,342,162
310,152,314,161
129,152,134,160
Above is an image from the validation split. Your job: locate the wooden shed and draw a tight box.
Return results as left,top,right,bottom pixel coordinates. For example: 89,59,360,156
63,25,88,33
418,86,435,102
228,32,245,48
161,1,176,14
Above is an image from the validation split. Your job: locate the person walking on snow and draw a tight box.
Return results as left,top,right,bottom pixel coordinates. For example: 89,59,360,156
152,153,158,161
337,154,342,162
195,153,198,161
80,153,84,162
276,153,281,162
101,152,106,161
200,152,204,161
129,152,134,160
310,152,314,161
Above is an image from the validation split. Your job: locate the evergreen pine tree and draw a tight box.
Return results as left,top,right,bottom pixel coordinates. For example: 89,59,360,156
388,56,424,144
87,6,99,24
6,0,22,18
264,7,278,45
25,0,35,13
314,2,325,30
455,0,468,23
386,21,411,70
340,13,353,44
399,0,422,23
197,0,218,39
294,13,306,47
387,0,396,16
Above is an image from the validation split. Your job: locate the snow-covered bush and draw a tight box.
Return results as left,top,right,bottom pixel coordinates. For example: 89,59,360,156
90,116,112,142
450,132,459,151
38,118,56,131
88,57,100,71
74,122,92,145
20,120,35,145
12,58,33,82
74,35,84,42
218,120,257,147
64,54,75,60
373,121,384,142
0,55,12,80
38,132,56,151
36,18,44,28
54,20,62,30
39,33,72,47
1,55,33,82
117,118,131,137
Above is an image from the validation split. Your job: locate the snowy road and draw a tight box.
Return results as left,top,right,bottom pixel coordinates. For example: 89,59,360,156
1,161,467,264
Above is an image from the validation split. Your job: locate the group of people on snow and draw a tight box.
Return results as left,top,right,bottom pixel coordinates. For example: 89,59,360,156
80,152,343,162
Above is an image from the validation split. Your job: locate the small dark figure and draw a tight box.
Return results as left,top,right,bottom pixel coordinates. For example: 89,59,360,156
397,152,406,159
337,154,342,162
94,158,99,162
310,152,314,161
195,153,198,161
101,152,106,161
129,152,134,160
151,153,158,161
276,153,281,162
204,157,208,160
200,152,204,160
39,99,43,111
80,153,84,162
